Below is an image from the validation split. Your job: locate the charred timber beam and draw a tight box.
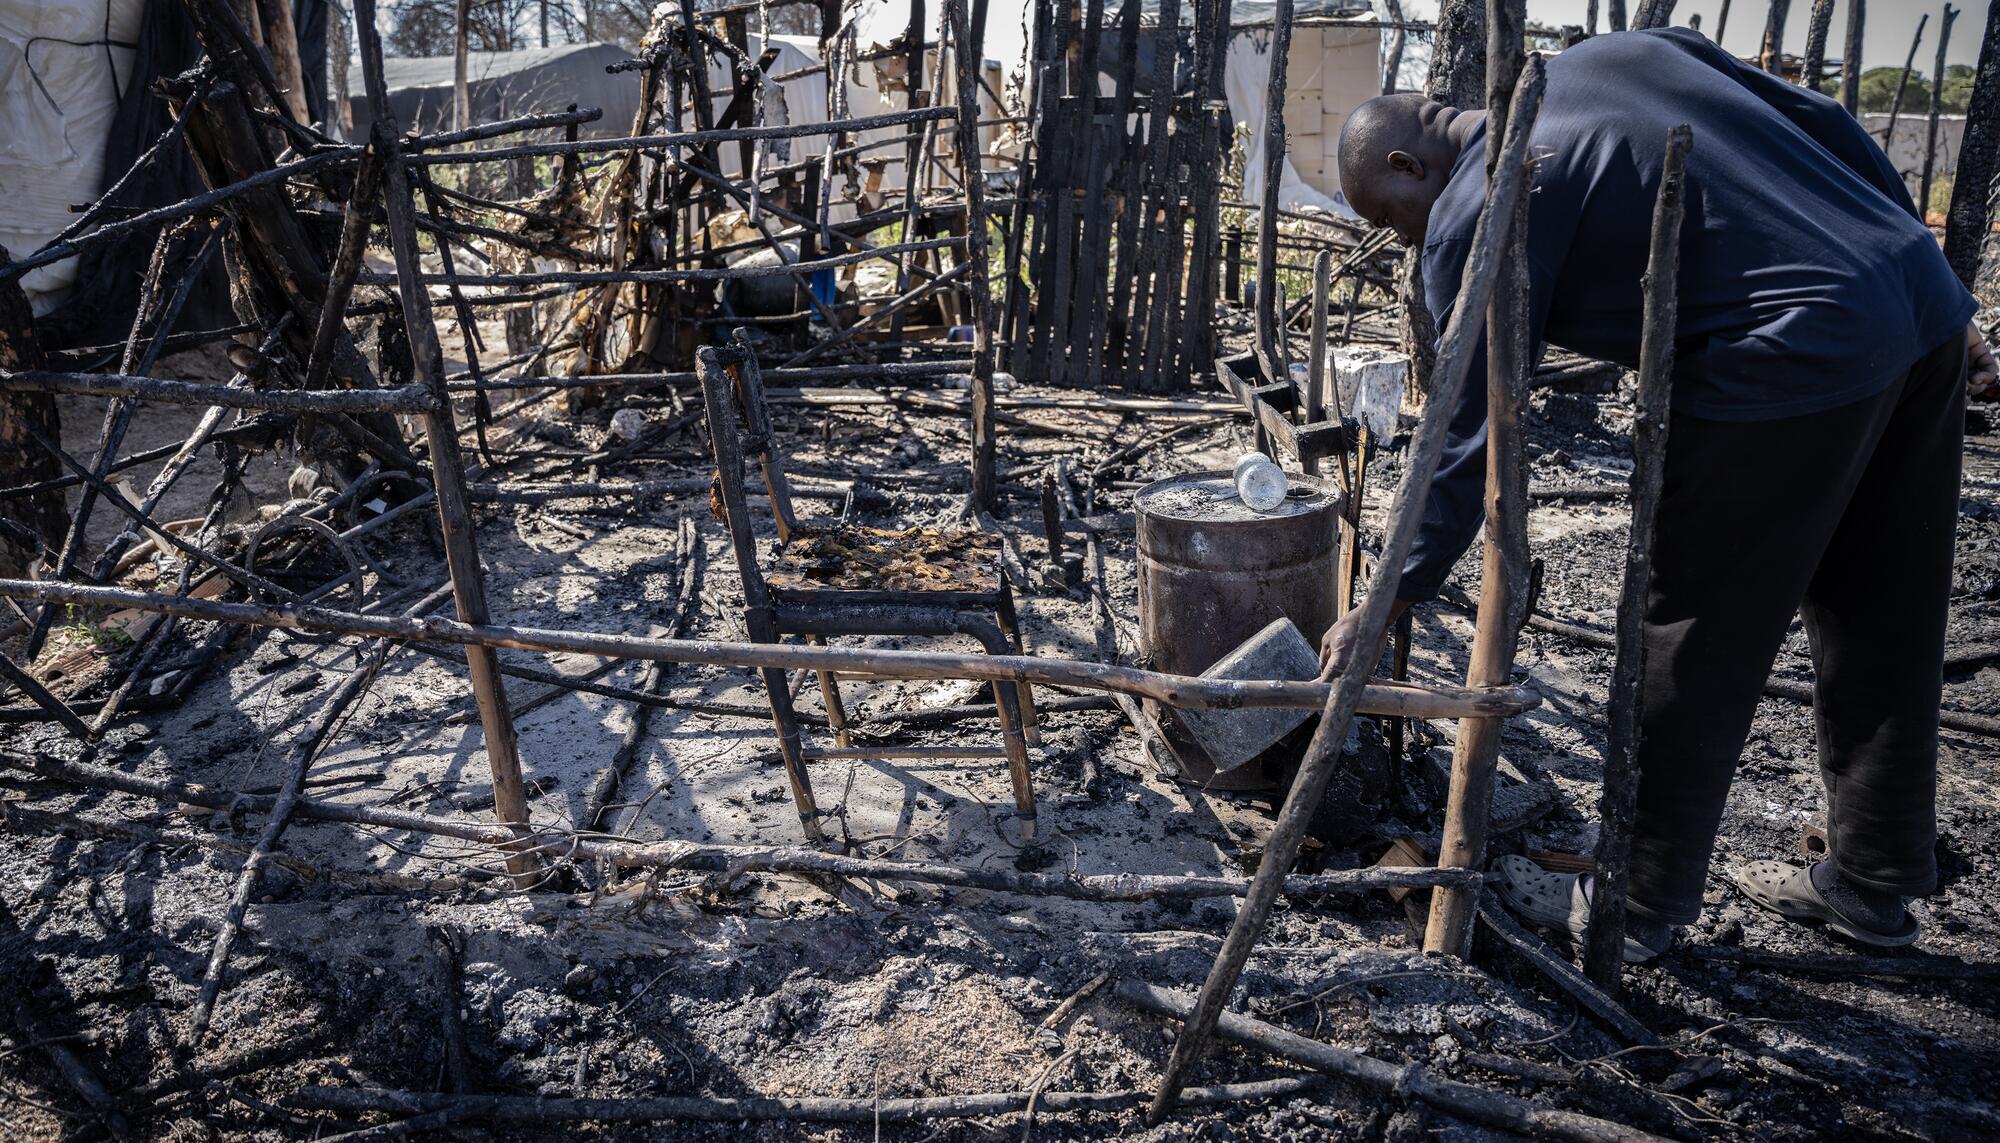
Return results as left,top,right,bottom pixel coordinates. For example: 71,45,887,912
0,578,1543,721
0,371,436,414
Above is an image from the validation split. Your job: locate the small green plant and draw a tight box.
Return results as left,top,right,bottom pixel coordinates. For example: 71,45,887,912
60,603,133,653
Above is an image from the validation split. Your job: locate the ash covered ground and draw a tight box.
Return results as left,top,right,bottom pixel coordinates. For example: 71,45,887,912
3,351,1999,1141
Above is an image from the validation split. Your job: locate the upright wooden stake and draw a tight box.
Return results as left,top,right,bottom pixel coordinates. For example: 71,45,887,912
1715,0,1731,43
1881,15,1930,148
353,0,540,884
1423,0,1529,959
1582,125,1692,989
453,0,472,131
1253,0,1295,386
1920,4,1960,218
1382,0,1408,93
1841,0,1866,114
1761,0,1790,73
950,0,998,508
1305,249,1330,476
1801,0,1835,91
1144,57,1546,1125
1945,0,2000,290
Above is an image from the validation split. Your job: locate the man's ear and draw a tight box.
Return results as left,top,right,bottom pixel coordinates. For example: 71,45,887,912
1387,149,1426,181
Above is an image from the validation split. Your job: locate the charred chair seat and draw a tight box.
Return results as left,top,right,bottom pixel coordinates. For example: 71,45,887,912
695,339,1040,845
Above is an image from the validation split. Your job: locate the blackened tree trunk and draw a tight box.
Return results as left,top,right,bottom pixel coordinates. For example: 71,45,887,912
1608,0,1627,32
1761,0,1791,74
1802,0,1835,91
0,247,64,578
1840,0,1865,115
1945,0,2000,294
1920,4,1960,218
1401,0,1487,397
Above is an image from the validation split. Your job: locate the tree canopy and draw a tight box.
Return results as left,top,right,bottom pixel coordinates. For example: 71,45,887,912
1828,63,1975,115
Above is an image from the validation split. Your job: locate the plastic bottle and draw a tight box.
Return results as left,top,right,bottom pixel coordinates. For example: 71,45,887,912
1233,452,1288,513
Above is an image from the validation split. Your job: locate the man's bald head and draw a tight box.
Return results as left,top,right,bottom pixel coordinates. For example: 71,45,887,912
1337,93,1474,246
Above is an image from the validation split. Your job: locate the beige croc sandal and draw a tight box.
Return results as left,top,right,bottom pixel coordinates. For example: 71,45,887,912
1491,855,1664,963
1731,860,1919,948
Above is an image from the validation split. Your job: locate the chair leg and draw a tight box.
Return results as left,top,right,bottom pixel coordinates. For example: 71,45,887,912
969,619,1037,841
994,588,1041,747
805,635,852,749
759,665,824,844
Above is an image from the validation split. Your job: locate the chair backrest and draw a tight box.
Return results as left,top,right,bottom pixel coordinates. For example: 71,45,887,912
696,332,800,617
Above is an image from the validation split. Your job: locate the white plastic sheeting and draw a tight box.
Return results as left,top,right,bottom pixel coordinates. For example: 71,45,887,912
0,0,145,311
1225,15,1382,222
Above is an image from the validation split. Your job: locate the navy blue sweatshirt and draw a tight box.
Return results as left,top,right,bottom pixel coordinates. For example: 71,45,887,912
1400,27,1976,604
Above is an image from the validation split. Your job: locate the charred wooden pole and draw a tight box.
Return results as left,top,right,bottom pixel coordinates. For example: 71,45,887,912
1382,0,1408,93
1716,0,1732,42
352,0,540,884
1253,0,1296,386
1305,249,1331,476
1801,0,1835,91
1401,0,1485,398
1945,0,2000,290
951,0,998,510
1582,125,1692,990
1841,0,1865,114
1761,0,1790,74
1882,15,1930,148
1920,4,1960,218
0,247,61,579
1144,56,1546,1124
1423,0,1530,958
1608,0,1627,32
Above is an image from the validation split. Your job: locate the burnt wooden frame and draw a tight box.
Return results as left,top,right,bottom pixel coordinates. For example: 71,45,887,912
696,337,1040,844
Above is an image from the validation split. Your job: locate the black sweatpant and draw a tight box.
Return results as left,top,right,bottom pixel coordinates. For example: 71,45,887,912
1625,332,1967,925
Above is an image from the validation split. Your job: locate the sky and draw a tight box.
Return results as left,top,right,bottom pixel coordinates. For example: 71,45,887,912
851,0,1993,85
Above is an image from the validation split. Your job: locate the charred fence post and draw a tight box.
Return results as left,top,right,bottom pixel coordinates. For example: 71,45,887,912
351,0,542,886
1583,125,1693,990
1423,0,1531,959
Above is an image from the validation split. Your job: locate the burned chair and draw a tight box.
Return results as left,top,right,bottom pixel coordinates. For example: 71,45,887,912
695,339,1040,845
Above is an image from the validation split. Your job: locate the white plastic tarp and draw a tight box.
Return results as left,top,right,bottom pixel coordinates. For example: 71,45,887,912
1225,14,1381,222
0,0,145,311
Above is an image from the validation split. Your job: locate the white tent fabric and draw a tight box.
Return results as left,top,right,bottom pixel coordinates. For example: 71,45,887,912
0,0,145,312
1225,15,1380,222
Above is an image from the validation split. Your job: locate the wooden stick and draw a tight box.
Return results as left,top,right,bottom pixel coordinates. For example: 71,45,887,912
0,751,1483,904
1305,249,1330,476
1145,57,1548,1124
1422,0,1532,959
1945,0,2000,287
0,577,1544,721
1476,895,1659,1046
950,0,999,510
1879,14,1929,146
1583,125,1691,989
1801,0,1835,92
1920,5,1960,217
353,0,538,885
1118,979,1670,1143
0,649,94,743
1252,0,1295,384
291,1076,1327,1125
1840,0,1865,115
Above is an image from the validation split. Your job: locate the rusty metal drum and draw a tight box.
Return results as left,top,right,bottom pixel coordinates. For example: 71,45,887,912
1135,469,1344,790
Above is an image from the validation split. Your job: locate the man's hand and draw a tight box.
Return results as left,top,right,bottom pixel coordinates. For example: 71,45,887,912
1317,599,1411,681
1969,322,1997,402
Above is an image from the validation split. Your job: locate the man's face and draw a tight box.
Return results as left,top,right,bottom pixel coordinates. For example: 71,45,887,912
1350,151,1446,247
